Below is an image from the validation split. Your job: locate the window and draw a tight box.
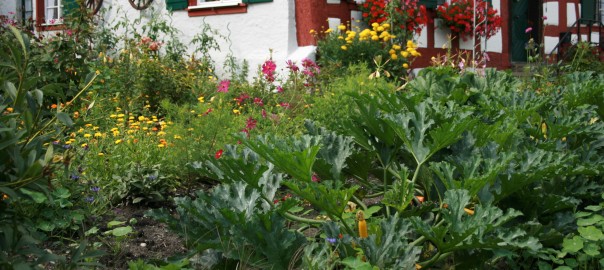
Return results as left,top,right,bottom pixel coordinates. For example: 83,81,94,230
191,0,242,9
35,0,76,30
44,0,63,25
185,0,271,17
21,0,34,23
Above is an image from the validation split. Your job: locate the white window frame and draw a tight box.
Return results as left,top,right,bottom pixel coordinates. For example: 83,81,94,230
189,0,242,9
44,0,62,25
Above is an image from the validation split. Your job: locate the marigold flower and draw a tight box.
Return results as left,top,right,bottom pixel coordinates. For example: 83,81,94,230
98,152,104,156
403,63,409,69
115,139,122,144
5,107,13,113
51,104,57,109
341,45,348,50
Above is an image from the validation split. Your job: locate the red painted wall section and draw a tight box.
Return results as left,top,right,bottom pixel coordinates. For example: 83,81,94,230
295,0,357,46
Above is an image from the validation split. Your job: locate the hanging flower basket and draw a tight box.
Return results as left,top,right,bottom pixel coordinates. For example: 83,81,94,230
436,0,502,40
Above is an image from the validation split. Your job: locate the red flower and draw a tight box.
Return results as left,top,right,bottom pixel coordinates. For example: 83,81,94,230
215,149,223,159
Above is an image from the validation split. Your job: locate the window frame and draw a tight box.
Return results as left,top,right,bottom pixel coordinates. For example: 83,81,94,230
189,0,242,9
35,0,68,31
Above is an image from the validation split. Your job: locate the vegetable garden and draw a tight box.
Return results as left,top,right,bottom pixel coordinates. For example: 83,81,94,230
2,2,604,269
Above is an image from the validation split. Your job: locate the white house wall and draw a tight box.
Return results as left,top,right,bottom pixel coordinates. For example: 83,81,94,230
543,1,559,26
2,0,300,80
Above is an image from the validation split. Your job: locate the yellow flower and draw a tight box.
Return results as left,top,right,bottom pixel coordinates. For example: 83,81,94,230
341,45,348,50
138,116,146,121
115,139,122,144
391,54,398,60
411,51,421,57
174,135,182,139
81,143,88,148
377,26,384,32
392,45,401,50
84,133,92,138
117,114,125,118
157,131,166,136
233,109,241,115
98,152,104,156
198,96,205,103
338,24,346,31
309,29,316,34
389,49,395,55
403,63,409,69
325,28,333,34
371,22,379,28
382,23,390,29
401,51,409,58
157,144,165,148
110,114,117,118
5,107,13,113
94,132,102,138
371,35,379,41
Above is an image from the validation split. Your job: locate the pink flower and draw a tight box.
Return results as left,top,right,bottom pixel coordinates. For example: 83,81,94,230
312,173,320,182
276,86,284,93
262,60,277,82
286,60,299,72
261,109,267,118
525,27,533,33
542,16,547,20
245,117,257,130
141,36,152,44
253,97,264,107
149,41,160,51
217,80,230,93
66,29,73,37
279,102,290,109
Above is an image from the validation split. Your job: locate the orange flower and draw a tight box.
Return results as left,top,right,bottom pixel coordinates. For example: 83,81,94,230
73,111,79,118
51,104,57,109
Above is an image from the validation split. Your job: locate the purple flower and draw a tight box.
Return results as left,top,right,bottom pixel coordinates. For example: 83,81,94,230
148,175,158,180
70,173,80,181
525,27,533,34
85,196,95,203
90,186,100,192
217,80,230,93
63,144,71,149
326,237,336,244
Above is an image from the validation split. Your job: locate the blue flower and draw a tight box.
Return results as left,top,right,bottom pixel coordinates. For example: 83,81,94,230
70,173,80,180
326,237,337,244
85,196,95,203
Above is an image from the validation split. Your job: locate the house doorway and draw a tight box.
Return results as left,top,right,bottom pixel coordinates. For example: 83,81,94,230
510,0,541,62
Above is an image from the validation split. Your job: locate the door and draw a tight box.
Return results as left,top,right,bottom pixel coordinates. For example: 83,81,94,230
511,0,530,62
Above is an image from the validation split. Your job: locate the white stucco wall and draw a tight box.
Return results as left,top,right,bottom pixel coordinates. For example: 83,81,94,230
0,0,304,80
0,1,17,17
